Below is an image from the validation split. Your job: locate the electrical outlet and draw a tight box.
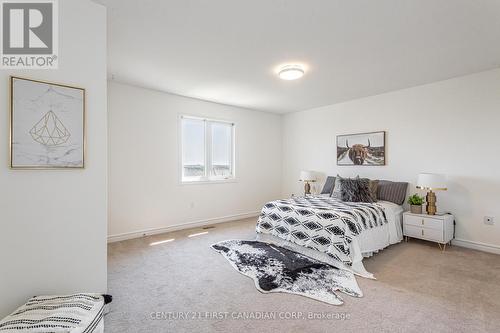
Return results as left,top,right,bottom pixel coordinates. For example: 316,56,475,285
484,216,495,225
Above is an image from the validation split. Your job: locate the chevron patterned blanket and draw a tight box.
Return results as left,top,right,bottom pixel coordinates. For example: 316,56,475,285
256,196,388,266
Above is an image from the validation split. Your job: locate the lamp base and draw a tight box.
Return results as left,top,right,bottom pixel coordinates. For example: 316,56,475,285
304,182,311,196
426,190,437,215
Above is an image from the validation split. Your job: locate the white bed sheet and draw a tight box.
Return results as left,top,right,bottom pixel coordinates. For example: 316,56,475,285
357,200,403,254
349,200,403,278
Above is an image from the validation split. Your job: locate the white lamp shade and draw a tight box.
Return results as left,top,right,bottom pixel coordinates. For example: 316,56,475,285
300,170,315,182
417,173,447,190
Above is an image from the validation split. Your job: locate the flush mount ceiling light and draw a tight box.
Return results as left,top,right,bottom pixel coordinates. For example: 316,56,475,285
278,65,305,80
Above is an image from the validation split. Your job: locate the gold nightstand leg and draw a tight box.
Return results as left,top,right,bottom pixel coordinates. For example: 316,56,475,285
437,243,446,252
438,243,442,251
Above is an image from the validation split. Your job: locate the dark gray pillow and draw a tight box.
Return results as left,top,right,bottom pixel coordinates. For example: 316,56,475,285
332,175,360,199
339,178,373,203
377,180,408,205
331,175,346,199
320,176,336,194
361,178,379,202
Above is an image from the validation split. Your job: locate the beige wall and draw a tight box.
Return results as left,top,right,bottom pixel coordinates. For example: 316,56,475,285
107,81,282,240
0,0,108,317
282,69,500,250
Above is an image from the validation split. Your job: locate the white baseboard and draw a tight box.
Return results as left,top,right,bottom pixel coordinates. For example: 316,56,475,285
107,211,260,243
452,238,500,255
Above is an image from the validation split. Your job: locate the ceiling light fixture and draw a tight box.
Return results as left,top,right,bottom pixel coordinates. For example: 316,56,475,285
278,65,305,80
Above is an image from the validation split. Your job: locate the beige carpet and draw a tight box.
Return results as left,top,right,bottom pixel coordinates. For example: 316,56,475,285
106,218,500,333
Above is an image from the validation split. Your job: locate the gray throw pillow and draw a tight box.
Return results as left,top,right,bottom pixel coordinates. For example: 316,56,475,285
377,180,409,205
331,175,344,199
361,178,379,202
320,176,336,195
332,175,361,199
340,177,373,203
368,180,379,202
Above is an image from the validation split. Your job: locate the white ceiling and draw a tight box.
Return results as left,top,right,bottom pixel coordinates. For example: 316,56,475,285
99,0,500,113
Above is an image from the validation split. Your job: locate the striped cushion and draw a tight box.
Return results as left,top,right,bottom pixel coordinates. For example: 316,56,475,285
0,293,111,333
377,180,408,205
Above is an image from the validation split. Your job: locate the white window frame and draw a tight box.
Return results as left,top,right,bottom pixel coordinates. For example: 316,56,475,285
179,115,236,184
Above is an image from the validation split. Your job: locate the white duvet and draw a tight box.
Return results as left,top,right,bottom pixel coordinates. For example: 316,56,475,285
349,200,404,278
256,199,404,279
355,200,403,254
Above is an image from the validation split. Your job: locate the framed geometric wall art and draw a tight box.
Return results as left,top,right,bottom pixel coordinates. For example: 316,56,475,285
10,76,85,169
337,131,386,166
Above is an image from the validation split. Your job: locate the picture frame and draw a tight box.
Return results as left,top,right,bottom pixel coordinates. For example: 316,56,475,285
336,131,386,166
10,76,86,169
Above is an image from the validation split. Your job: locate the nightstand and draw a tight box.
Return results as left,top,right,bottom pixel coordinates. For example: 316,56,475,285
403,212,454,251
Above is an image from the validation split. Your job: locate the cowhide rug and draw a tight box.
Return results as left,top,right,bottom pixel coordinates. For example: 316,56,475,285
211,240,362,305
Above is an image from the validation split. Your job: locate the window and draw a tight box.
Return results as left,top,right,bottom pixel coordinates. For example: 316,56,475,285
181,115,235,182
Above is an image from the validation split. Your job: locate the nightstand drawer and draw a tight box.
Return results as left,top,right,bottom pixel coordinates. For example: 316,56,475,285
404,225,444,242
404,215,442,231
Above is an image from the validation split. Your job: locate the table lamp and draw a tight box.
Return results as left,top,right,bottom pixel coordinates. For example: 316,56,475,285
416,173,447,215
299,171,316,196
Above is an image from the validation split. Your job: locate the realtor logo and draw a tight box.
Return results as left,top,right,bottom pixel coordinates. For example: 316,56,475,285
1,0,58,68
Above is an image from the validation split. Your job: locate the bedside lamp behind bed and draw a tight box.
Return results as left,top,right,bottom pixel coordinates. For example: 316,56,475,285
299,171,316,196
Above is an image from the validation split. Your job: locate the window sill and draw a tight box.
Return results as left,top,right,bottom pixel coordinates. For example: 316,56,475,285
180,178,237,185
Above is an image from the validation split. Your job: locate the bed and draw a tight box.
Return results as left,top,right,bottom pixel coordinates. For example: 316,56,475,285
256,192,405,279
